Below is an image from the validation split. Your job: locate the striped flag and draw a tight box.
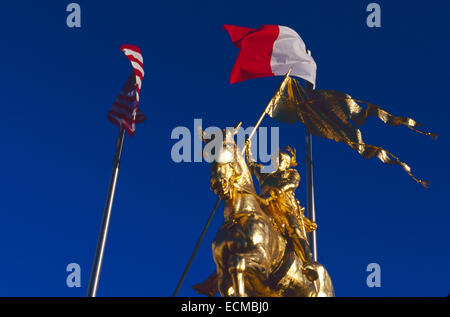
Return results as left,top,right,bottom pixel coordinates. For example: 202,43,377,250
223,25,317,86
107,45,145,136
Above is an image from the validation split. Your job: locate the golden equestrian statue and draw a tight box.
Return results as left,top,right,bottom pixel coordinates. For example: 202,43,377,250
193,125,334,297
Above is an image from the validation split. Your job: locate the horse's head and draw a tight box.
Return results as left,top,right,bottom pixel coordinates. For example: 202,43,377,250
199,123,254,201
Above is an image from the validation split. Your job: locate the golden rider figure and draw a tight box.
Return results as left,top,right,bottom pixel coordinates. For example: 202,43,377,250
245,140,318,282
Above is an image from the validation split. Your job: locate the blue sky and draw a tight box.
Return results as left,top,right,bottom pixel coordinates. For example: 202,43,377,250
0,1,448,297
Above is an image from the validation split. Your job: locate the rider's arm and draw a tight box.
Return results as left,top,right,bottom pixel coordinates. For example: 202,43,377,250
245,140,262,180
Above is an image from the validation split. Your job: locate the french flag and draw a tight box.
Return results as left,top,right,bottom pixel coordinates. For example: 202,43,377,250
223,25,317,86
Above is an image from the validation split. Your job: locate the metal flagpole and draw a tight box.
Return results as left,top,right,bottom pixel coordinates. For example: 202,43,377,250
87,126,126,297
173,198,221,297
305,73,318,261
305,130,317,261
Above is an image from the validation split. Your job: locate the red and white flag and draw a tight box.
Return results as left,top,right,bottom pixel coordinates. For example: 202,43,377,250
107,45,145,136
223,25,317,86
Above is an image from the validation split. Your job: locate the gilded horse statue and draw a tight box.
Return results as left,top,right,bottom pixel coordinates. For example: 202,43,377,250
197,125,334,297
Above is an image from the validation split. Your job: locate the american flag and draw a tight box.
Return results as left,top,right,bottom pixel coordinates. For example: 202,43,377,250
107,45,145,136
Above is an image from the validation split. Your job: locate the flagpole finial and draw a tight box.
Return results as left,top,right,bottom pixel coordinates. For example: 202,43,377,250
286,66,294,77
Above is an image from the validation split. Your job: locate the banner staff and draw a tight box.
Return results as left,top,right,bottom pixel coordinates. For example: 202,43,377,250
242,67,293,156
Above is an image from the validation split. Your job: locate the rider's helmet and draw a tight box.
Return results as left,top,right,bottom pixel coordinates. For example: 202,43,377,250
277,146,297,171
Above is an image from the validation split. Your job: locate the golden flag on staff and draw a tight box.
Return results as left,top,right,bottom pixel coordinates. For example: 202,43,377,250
267,73,438,187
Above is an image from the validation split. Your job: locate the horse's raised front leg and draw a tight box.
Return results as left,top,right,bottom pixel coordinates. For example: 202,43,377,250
228,255,246,297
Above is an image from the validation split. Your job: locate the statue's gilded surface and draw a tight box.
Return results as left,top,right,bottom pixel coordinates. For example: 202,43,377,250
194,126,334,297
